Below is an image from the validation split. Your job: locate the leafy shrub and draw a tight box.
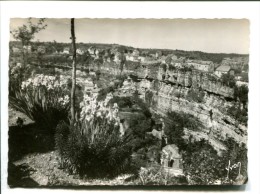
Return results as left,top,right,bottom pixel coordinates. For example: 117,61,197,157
221,73,236,87
9,74,70,131
97,86,115,101
96,74,127,102
227,105,247,126
234,85,248,108
131,95,152,118
55,93,133,178
182,139,228,185
223,137,247,182
182,138,247,185
165,111,202,151
109,96,133,108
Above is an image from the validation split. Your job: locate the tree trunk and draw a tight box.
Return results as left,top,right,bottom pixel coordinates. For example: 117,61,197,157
70,18,77,126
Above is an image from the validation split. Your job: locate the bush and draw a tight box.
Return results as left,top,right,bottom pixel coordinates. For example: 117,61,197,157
221,74,236,87
223,137,247,182
182,139,228,185
97,86,115,101
9,74,70,131
165,111,202,151
55,122,132,178
109,96,133,108
227,104,247,126
234,85,248,108
55,93,133,178
182,138,247,185
131,95,152,118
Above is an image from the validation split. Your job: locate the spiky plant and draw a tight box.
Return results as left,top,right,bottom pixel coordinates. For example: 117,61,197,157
55,93,133,178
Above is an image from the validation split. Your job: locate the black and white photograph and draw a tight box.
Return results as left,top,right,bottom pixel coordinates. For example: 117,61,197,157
6,17,250,187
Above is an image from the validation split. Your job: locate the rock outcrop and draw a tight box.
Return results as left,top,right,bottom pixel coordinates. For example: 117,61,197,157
89,60,247,153
93,61,234,98
136,78,247,154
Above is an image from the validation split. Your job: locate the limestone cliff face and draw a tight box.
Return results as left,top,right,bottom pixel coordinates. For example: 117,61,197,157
156,66,234,98
136,79,247,154
96,61,234,98
91,61,246,153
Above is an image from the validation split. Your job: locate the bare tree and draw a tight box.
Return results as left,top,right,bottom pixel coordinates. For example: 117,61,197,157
70,18,77,125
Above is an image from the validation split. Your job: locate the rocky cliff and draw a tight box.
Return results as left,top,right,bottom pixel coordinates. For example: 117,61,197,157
90,60,247,154
94,61,234,98
136,79,247,151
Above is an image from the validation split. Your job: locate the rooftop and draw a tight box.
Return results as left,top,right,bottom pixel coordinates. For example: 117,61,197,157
187,59,213,65
216,65,231,72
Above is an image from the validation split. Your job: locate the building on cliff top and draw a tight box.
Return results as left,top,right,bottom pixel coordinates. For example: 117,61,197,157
63,47,70,54
221,57,249,70
155,51,162,58
88,46,96,55
76,48,85,55
186,60,215,73
132,49,140,57
114,51,125,64
214,65,232,78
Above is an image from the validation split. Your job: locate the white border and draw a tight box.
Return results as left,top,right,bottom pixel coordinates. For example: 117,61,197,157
1,1,260,194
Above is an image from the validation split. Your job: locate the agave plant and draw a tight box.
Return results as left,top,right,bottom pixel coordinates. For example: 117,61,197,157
55,92,133,178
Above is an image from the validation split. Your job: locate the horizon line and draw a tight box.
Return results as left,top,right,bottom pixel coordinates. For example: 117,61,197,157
10,40,249,56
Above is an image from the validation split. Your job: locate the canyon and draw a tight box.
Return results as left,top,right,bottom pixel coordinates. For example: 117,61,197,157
58,60,247,155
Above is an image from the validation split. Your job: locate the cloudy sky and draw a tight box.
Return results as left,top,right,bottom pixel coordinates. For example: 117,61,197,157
10,18,249,54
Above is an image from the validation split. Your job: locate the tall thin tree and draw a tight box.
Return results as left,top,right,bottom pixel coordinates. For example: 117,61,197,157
70,18,77,125
11,18,47,83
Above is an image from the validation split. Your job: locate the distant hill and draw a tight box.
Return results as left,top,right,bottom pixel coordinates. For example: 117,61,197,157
9,41,248,64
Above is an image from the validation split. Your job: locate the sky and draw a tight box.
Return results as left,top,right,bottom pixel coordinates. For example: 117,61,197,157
10,18,250,54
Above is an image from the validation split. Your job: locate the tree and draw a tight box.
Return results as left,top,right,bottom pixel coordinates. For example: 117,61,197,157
221,73,236,87
70,18,77,125
183,140,228,185
234,85,248,109
10,18,47,90
164,111,202,151
11,18,47,67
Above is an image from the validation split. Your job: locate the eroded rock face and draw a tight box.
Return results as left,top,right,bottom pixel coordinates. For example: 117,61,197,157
136,78,247,154
87,61,246,153
96,61,234,98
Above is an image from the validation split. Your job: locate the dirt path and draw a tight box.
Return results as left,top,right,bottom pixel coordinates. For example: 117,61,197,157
8,107,138,187
10,151,137,187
